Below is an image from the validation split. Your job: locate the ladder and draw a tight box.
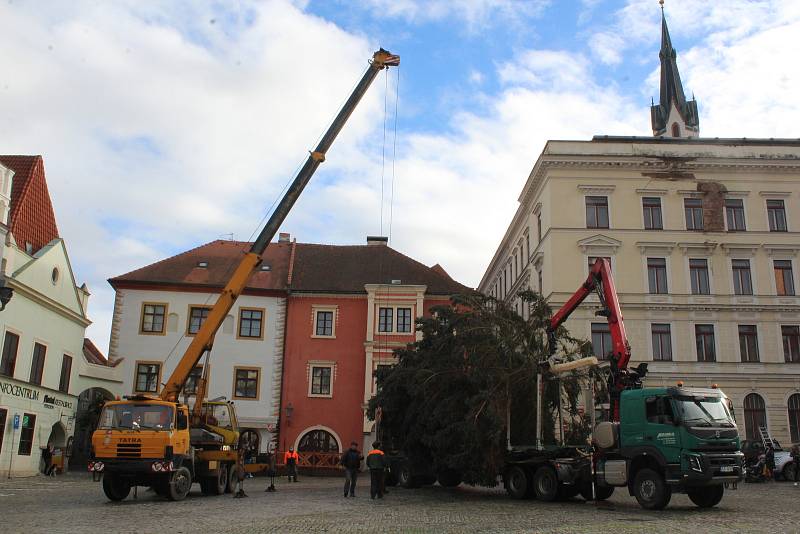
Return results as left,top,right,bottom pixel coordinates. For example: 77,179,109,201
759,426,778,449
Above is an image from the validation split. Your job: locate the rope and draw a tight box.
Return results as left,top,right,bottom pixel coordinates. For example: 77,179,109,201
388,65,400,245
380,69,389,235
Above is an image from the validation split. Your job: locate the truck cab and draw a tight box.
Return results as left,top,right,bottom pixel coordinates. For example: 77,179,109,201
596,385,744,509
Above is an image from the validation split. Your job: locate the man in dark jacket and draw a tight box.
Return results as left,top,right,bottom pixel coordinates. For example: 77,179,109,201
341,441,363,497
366,441,386,499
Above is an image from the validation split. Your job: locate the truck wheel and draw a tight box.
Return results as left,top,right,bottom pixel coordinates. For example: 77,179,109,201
437,469,462,488
102,474,131,501
202,465,228,495
226,465,238,493
687,485,724,508
504,466,529,500
168,467,192,501
633,468,671,510
533,466,559,502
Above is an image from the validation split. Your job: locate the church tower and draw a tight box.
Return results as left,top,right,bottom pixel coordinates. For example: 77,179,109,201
650,3,699,138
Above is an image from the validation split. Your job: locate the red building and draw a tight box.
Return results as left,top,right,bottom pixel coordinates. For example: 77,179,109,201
278,236,469,470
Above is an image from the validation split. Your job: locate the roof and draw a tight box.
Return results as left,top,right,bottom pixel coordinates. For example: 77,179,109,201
0,155,59,254
109,240,293,291
290,243,471,295
110,240,471,296
83,338,115,366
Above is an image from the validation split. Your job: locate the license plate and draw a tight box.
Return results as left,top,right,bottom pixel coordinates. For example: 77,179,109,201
720,465,734,473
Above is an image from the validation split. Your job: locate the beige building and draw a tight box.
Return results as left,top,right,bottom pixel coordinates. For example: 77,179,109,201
479,13,800,446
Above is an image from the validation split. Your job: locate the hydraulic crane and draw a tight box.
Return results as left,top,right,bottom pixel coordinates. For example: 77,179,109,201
89,48,400,502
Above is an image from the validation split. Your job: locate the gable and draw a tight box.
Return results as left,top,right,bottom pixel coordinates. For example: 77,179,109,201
12,239,85,317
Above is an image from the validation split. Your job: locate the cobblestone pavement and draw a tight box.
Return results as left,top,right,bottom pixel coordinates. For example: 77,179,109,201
1,474,799,534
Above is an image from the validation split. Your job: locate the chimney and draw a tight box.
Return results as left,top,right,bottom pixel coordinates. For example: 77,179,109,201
278,232,291,243
366,236,388,246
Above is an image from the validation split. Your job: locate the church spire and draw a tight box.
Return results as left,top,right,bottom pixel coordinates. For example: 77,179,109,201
650,2,699,138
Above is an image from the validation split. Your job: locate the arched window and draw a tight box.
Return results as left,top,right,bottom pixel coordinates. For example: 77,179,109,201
671,123,680,137
788,393,800,443
744,393,767,441
298,428,339,453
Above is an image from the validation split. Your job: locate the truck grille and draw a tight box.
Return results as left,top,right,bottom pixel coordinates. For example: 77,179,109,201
116,443,142,458
707,454,741,476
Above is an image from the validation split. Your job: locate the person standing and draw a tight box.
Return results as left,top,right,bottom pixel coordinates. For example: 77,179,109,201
284,447,299,482
41,443,54,476
341,441,363,497
791,443,800,487
366,441,386,500
765,444,776,481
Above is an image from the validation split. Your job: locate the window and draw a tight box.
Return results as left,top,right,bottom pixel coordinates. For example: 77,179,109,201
767,199,787,232
651,323,672,361
774,260,795,296
743,393,766,441
310,366,332,396
695,324,716,362
671,123,680,137
789,394,800,443
537,213,542,243
315,310,334,337
29,342,46,386
725,199,746,231
782,325,800,363
375,364,394,392
591,322,612,360
238,308,264,339
188,306,210,335
233,367,259,399
1,331,19,377
0,408,6,454
538,269,543,294
738,325,759,363
140,303,166,334
642,197,663,230
689,259,710,295
58,354,72,393
525,234,530,262
18,413,35,455
646,396,675,425
397,308,412,333
588,256,611,272
298,429,339,453
586,196,609,229
732,259,753,295
184,366,203,396
684,198,704,230
647,258,668,294
134,362,161,393
378,307,393,333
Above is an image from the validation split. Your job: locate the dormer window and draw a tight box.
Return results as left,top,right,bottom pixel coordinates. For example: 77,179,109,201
671,123,680,137
197,261,208,268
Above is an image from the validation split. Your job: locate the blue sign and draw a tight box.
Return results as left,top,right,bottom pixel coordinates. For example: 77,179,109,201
13,413,19,430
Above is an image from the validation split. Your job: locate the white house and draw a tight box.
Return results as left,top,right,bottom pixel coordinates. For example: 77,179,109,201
0,156,122,477
108,238,293,454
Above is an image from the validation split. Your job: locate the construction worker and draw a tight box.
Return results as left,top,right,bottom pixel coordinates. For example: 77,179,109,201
366,441,386,499
284,447,299,482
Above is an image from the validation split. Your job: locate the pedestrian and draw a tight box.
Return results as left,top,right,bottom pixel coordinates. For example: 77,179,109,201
765,444,776,481
41,443,54,476
341,441,363,498
366,441,386,500
791,443,800,487
284,447,299,482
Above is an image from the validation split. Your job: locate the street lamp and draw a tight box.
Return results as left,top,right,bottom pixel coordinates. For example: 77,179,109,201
0,277,12,312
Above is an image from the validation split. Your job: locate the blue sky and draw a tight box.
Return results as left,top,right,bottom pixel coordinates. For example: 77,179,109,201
1,0,799,349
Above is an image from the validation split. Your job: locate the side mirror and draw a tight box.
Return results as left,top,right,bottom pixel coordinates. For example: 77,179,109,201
176,409,188,430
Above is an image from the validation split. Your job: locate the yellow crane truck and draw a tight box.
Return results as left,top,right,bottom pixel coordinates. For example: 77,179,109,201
88,48,400,501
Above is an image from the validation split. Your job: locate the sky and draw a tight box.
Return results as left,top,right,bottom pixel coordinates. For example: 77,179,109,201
2,0,800,351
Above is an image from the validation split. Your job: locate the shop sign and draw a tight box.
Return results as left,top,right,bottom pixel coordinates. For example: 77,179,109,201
43,394,73,410
0,379,74,409
13,413,20,429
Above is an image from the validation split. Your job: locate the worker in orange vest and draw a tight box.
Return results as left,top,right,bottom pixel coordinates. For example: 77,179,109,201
284,447,299,482
366,441,386,499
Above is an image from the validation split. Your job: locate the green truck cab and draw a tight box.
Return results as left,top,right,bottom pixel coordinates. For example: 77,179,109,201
595,385,744,509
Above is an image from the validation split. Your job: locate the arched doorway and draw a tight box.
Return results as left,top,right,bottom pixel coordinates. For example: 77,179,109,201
71,387,114,469
295,427,341,473
744,393,767,441
788,393,800,443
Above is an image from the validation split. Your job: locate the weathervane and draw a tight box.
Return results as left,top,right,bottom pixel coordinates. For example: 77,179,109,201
659,0,665,7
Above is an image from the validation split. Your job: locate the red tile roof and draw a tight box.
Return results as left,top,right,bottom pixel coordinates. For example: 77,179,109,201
83,338,112,366
0,155,59,254
109,240,471,296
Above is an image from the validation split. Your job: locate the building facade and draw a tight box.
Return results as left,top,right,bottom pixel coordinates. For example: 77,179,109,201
0,156,121,477
479,13,800,446
108,239,293,454
279,237,469,470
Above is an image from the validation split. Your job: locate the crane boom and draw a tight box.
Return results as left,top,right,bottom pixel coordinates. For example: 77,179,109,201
545,257,646,421
160,48,400,402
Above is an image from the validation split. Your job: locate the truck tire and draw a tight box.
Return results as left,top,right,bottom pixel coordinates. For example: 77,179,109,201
226,465,238,493
168,466,192,501
533,466,559,502
202,465,228,495
504,466,529,500
633,468,671,510
687,485,724,508
437,469,462,488
102,474,131,501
